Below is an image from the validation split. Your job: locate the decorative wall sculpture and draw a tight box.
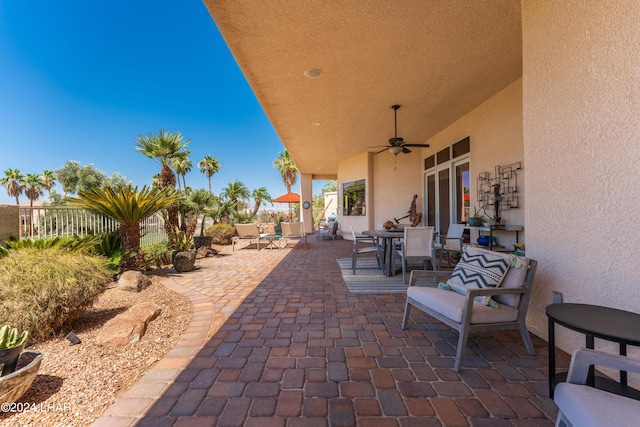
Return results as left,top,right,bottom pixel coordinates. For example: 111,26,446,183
477,162,521,223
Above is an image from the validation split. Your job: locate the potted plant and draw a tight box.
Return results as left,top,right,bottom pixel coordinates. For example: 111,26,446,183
469,206,485,227
171,227,196,272
0,325,28,377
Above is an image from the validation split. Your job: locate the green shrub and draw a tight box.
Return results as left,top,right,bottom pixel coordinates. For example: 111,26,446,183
0,235,99,258
205,223,235,245
0,247,113,343
141,241,171,268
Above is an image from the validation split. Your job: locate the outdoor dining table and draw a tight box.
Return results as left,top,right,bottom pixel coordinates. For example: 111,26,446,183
363,229,405,277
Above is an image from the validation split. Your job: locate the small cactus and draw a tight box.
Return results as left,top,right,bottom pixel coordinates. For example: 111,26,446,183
0,325,28,350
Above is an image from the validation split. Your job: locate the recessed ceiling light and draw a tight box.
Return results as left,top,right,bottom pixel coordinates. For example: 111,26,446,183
304,68,322,79
312,122,321,126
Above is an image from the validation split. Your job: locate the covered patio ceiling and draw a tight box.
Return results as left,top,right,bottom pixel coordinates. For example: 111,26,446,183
205,1,522,177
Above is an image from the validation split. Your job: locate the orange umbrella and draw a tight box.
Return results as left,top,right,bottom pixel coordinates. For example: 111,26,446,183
272,192,301,218
272,192,300,203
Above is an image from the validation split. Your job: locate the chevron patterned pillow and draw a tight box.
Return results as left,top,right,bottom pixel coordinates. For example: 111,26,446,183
446,246,512,306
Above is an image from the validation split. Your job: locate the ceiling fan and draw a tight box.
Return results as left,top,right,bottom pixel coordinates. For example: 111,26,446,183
372,105,430,155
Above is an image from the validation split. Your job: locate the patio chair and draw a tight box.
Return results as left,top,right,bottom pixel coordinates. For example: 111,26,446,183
349,226,382,274
393,226,437,284
232,223,269,251
280,222,307,249
554,348,640,427
318,221,338,240
433,223,465,268
402,246,538,371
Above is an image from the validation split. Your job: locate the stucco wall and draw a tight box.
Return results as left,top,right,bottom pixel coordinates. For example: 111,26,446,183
372,148,422,229
523,0,640,357
337,152,374,238
422,79,525,248
0,205,19,243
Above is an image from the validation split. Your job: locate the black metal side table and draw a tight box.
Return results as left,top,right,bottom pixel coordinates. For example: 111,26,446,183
547,303,640,400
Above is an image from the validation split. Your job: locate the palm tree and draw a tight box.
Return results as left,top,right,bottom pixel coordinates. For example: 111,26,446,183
184,188,215,236
70,185,181,271
1,169,25,205
135,130,190,189
151,173,162,188
273,150,299,193
322,180,338,193
250,187,273,218
172,150,192,192
24,173,44,207
220,181,250,214
135,130,190,243
41,170,56,199
198,155,221,195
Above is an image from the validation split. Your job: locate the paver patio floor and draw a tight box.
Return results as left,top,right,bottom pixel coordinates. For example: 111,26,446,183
92,236,561,427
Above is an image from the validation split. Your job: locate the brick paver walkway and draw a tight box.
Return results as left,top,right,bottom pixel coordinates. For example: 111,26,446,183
92,236,560,426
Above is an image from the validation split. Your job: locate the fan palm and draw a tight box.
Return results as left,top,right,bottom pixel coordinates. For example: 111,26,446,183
250,187,273,218
24,173,44,207
184,188,215,236
1,169,25,205
198,155,221,195
273,150,298,193
69,185,182,271
135,130,190,242
220,181,250,214
41,170,56,198
135,130,190,189
171,150,192,192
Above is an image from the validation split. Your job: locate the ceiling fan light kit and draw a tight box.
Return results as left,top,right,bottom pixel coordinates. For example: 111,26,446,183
371,104,430,155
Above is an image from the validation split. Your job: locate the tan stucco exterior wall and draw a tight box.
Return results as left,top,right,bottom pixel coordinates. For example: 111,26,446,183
337,152,375,238
523,1,640,356
371,148,422,229
0,205,20,243
422,79,525,248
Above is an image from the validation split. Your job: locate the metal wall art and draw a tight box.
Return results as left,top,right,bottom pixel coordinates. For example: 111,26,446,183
477,162,521,223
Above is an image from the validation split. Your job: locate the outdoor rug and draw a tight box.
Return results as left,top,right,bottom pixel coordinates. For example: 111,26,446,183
337,257,409,294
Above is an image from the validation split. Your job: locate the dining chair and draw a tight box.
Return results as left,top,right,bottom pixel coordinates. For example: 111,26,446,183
393,226,436,284
554,348,640,427
349,226,382,274
433,223,466,268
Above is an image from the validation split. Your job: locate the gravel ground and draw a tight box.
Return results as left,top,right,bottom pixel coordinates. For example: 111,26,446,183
0,276,193,427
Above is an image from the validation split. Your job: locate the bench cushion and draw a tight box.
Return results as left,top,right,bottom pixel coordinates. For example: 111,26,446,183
407,286,518,324
555,382,640,427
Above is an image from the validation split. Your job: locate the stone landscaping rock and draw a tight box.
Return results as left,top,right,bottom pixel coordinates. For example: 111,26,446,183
173,250,197,272
117,271,151,292
95,302,161,348
196,246,218,259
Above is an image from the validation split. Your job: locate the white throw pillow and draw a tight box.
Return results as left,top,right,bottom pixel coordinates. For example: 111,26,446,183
446,246,513,307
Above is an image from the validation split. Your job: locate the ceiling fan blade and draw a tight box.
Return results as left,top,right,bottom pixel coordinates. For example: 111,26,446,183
374,148,388,154
402,147,412,154
401,143,430,148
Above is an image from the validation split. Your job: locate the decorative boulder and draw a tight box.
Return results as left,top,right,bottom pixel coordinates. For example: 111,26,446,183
173,251,196,272
117,270,152,292
96,302,161,348
196,246,218,259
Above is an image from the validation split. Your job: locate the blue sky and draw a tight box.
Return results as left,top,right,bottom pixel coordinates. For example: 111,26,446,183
0,0,315,207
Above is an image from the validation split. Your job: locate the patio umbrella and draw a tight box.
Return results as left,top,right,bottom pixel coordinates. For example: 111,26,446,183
272,192,300,218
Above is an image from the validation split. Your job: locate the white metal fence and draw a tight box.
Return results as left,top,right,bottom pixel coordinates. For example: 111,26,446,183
18,207,167,246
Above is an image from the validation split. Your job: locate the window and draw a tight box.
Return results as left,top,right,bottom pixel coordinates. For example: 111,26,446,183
423,137,470,234
342,179,366,216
